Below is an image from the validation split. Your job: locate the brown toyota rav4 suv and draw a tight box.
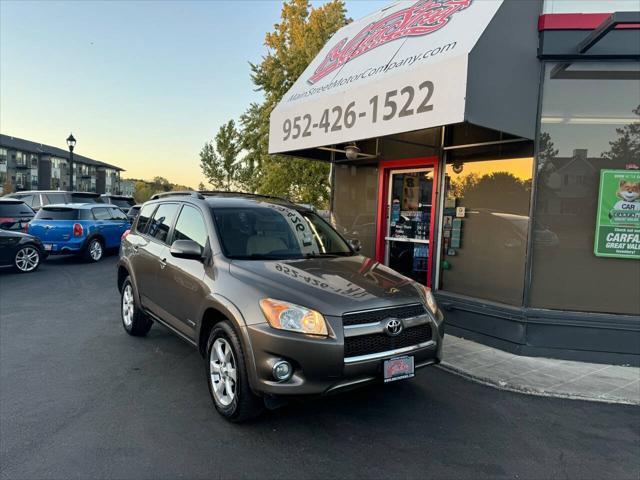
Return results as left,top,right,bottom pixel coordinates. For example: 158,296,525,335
117,192,444,421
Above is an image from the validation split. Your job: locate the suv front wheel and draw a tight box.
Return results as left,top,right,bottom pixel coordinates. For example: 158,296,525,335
121,277,153,336
206,321,264,422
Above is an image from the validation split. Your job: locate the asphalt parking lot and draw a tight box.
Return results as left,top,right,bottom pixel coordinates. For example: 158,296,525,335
1,255,638,480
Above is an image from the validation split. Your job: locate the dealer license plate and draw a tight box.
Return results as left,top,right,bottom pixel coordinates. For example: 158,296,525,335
43,244,52,251
383,356,415,383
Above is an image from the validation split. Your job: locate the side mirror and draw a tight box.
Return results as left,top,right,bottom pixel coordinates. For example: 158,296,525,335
349,238,362,253
170,239,203,260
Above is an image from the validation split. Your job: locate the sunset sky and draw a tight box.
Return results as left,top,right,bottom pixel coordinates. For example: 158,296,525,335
0,1,384,187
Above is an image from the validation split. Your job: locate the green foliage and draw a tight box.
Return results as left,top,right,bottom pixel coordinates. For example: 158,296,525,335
200,120,242,190
602,104,640,164
131,176,192,203
200,0,347,208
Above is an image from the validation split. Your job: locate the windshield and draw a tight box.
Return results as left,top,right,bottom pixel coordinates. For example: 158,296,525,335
212,204,353,260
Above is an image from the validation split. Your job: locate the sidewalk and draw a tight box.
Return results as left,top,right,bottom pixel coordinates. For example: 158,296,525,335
438,334,640,405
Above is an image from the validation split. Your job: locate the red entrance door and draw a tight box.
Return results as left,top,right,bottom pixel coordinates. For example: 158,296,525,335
375,157,439,287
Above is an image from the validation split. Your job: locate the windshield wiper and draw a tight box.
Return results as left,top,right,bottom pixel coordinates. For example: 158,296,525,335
303,253,343,258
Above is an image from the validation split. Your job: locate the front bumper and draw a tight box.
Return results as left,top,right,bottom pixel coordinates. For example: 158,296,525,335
245,309,444,396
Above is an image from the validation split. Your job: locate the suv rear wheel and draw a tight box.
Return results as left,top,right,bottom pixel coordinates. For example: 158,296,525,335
121,277,152,336
84,238,104,262
206,321,264,422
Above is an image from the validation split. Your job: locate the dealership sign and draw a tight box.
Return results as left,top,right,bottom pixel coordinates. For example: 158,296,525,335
269,0,503,154
594,169,640,259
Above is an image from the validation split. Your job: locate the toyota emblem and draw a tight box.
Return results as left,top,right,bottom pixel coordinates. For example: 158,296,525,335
385,318,403,336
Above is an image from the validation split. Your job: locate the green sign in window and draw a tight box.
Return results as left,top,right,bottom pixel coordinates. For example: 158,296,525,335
594,169,640,259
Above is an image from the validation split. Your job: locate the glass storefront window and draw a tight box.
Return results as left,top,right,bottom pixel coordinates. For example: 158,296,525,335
529,61,640,315
331,163,379,258
438,155,534,305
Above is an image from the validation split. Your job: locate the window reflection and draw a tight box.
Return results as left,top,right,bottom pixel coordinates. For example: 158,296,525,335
530,61,640,315
438,157,533,305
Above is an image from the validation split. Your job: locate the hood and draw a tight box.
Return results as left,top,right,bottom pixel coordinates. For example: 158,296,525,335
229,255,423,317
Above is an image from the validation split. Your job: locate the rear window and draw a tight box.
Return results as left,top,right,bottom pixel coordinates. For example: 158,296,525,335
35,207,79,220
110,198,135,208
0,202,35,216
70,193,101,203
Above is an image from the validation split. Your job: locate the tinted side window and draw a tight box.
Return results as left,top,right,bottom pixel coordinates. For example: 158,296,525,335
93,207,111,220
31,195,41,209
46,193,67,204
135,204,156,234
79,210,94,220
109,207,128,220
20,195,34,207
148,203,179,244
72,194,99,203
172,205,208,248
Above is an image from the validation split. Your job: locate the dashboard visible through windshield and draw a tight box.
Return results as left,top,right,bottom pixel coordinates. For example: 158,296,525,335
212,205,353,260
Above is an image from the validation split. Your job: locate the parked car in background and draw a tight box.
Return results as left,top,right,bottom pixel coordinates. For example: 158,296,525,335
0,199,35,231
117,191,444,422
0,229,45,273
3,190,103,211
101,194,136,213
126,204,142,222
28,204,130,262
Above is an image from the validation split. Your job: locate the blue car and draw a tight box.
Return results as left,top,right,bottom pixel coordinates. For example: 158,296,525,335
27,204,131,262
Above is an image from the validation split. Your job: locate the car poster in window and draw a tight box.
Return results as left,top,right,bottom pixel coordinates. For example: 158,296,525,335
594,169,640,259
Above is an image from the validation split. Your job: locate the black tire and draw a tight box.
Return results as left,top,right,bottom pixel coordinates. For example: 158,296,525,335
206,321,264,422
14,245,41,273
121,277,152,336
83,237,104,262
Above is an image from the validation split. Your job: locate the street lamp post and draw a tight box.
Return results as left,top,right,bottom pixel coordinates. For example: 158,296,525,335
66,133,76,191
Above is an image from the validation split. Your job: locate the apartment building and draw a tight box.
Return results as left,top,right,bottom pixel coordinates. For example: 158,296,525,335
0,134,123,195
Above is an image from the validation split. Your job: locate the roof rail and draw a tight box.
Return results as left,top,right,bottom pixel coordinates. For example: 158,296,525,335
150,191,205,200
197,190,292,203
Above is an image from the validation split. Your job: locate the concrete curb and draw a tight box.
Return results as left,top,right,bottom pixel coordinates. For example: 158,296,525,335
436,362,640,406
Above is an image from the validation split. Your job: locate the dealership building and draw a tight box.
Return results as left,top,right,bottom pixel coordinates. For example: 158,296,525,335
269,0,640,364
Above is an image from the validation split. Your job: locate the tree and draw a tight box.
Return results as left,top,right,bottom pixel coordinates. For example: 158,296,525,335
233,0,348,208
134,180,153,203
200,120,242,190
602,104,640,164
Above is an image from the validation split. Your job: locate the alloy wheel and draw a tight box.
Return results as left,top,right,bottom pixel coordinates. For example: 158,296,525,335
122,284,134,328
15,247,40,272
210,338,237,406
90,240,103,261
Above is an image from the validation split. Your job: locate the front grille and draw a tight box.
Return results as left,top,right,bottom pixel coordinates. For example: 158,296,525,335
342,304,426,327
344,324,432,358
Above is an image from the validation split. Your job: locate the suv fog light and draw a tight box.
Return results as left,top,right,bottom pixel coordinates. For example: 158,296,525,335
272,360,293,381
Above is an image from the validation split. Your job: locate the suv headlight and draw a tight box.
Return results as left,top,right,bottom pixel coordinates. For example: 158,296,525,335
415,284,439,315
259,299,328,336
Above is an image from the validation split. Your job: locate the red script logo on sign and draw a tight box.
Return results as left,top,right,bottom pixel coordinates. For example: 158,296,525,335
307,0,473,85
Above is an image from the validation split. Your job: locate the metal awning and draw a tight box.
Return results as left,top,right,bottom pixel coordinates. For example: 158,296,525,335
269,0,542,156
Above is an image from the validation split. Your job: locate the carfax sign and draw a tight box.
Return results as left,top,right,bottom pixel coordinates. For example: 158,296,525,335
594,169,640,259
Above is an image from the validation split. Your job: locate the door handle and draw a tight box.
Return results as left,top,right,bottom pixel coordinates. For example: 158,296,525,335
159,258,167,269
